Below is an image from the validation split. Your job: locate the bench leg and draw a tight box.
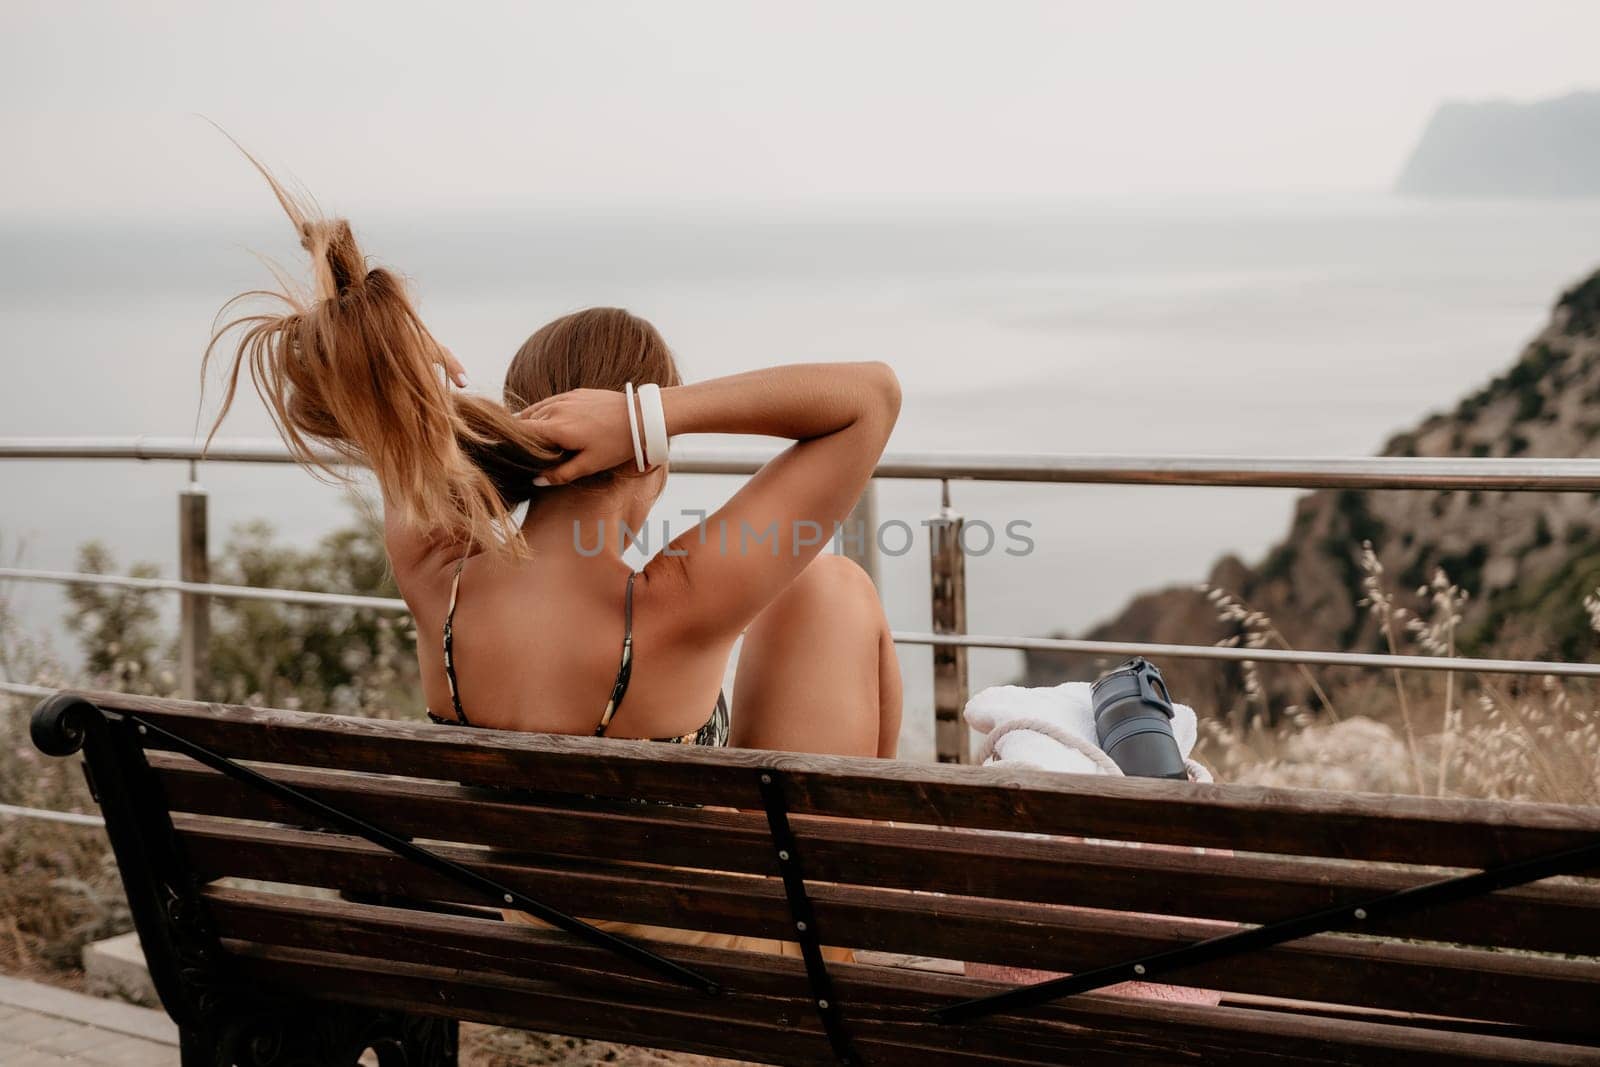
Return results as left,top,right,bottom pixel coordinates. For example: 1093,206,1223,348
370,1013,459,1067
179,1026,223,1067
178,1005,458,1066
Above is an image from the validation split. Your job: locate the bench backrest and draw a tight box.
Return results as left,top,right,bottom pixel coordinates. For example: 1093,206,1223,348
36,691,1600,1066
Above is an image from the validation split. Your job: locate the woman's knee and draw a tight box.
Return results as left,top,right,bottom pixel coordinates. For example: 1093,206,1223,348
735,555,889,755
769,553,883,628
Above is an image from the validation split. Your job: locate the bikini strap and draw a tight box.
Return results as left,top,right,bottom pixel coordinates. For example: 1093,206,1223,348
594,570,637,737
441,554,470,726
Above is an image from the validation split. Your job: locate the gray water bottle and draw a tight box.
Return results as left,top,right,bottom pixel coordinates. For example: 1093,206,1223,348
1091,657,1188,780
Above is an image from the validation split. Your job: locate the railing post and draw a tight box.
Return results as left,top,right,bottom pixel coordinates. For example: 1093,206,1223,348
840,483,879,587
929,480,970,764
178,463,210,701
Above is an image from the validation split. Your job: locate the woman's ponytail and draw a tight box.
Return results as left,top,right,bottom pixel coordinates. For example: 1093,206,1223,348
203,151,555,556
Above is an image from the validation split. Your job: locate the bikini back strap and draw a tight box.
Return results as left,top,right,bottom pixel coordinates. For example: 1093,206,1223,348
595,570,637,736
441,554,469,726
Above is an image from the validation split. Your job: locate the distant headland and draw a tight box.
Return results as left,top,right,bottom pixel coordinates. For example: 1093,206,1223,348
1395,90,1600,198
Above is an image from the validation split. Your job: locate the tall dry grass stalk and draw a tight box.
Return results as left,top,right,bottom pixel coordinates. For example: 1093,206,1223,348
1199,585,1342,723
1356,542,1425,793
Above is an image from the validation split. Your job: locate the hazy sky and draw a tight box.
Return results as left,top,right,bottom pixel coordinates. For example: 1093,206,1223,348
4,1,1598,220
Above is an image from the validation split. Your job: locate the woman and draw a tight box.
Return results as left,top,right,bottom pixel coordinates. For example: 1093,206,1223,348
206,160,903,766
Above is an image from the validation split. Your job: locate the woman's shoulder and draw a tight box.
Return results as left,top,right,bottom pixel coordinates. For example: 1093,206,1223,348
384,517,470,610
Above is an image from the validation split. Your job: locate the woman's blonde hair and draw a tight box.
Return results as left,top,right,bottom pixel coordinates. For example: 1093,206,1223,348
204,149,678,557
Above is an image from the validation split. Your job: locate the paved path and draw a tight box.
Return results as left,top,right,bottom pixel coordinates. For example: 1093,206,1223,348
0,975,177,1066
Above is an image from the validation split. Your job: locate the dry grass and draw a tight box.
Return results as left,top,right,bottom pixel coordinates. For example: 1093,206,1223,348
1197,543,1600,805
0,583,128,980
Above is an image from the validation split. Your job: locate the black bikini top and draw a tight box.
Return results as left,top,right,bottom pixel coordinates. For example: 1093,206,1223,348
426,558,729,747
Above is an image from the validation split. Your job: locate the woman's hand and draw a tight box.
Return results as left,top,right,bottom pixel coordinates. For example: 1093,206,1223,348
519,389,637,485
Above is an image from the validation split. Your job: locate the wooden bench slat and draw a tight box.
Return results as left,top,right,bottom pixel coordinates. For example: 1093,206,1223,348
106,693,1600,869
227,945,1178,1067
208,888,1571,1045
179,820,1600,1033
152,753,1600,955
213,907,1600,1066
1216,992,1561,1038
231,941,849,1067
209,886,1600,1045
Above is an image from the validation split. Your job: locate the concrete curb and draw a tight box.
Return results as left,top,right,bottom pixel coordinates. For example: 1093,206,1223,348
0,974,177,1047
82,933,159,1009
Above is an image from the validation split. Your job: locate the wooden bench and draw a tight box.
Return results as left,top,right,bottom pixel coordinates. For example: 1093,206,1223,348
30,690,1600,1066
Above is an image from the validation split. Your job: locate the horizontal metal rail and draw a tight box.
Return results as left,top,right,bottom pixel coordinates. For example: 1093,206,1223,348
0,802,105,828
0,680,57,699
0,567,405,612
10,435,1600,490
5,567,1596,680
892,631,1600,679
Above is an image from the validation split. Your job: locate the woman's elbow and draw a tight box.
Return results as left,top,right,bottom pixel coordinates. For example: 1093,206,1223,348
862,361,902,426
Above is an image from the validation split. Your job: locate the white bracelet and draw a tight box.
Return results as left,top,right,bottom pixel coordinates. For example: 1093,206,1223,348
623,382,646,473
637,383,669,470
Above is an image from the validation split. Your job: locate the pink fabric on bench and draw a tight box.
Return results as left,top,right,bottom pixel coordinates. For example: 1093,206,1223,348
964,961,1222,1006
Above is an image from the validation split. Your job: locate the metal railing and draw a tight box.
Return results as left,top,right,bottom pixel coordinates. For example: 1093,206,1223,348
11,435,1600,488
7,436,1600,764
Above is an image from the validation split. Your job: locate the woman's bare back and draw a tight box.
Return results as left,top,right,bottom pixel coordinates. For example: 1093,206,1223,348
397,532,737,741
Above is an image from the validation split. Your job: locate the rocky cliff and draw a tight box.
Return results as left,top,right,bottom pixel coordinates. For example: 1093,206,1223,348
1396,91,1600,198
1026,269,1600,711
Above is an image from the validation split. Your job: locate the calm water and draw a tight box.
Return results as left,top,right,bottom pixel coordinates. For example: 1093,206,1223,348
3,195,1598,756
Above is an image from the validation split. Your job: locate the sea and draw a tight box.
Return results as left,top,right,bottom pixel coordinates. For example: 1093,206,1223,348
4,193,1598,758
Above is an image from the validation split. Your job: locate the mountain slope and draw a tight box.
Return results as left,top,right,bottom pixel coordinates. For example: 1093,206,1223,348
1026,269,1600,711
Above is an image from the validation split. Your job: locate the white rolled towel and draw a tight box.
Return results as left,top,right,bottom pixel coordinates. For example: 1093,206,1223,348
964,681,1211,783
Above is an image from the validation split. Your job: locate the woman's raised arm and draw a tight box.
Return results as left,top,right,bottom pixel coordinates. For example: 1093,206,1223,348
524,361,900,636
